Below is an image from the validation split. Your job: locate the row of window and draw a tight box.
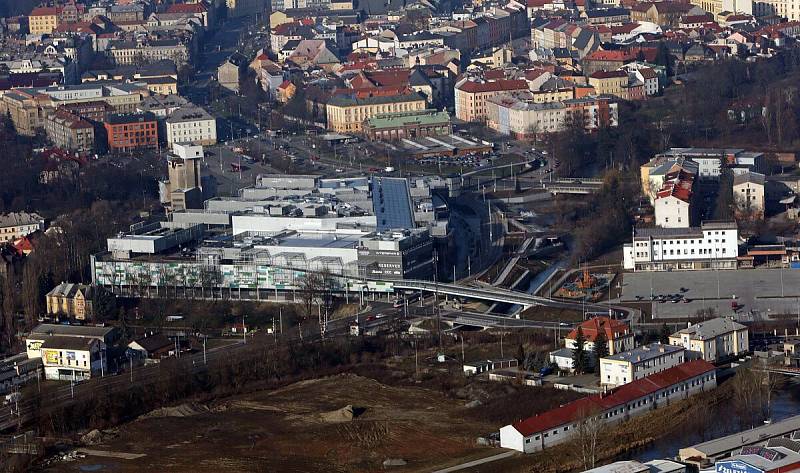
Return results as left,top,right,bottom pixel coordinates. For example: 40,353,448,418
524,373,715,443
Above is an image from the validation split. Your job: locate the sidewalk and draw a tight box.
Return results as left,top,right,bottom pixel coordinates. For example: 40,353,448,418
431,451,516,473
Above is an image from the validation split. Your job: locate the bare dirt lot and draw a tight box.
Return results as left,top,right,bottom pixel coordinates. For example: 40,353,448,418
42,374,497,473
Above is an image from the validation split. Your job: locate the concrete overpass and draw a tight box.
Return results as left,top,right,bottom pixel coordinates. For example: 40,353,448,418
392,279,626,317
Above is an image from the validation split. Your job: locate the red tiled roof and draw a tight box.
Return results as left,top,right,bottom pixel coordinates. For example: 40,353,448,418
584,50,634,62
590,70,628,79
166,3,208,13
510,360,715,436
484,69,507,80
366,69,412,87
456,79,529,93
30,7,60,16
566,316,630,342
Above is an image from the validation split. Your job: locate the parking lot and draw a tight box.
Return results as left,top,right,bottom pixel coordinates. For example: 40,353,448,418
622,268,800,320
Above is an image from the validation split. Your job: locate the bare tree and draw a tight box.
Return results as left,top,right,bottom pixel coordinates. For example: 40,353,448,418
575,407,604,470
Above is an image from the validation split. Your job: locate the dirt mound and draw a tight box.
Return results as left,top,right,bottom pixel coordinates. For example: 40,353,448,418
319,404,365,423
80,428,118,445
138,403,209,420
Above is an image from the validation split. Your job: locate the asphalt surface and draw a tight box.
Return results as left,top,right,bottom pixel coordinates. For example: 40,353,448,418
622,268,800,320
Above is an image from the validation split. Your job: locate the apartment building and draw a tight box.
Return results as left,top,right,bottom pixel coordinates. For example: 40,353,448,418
104,113,159,152
43,109,95,152
29,7,60,35
588,70,629,97
165,106,217,147
669,318,749,362
600,343,685,387
454,78,529,122
45,283,98,321
732,171,765,217
623,221,739,271
0,212,45,242
486,92,619,138
325,89,426,133
654,169,696,228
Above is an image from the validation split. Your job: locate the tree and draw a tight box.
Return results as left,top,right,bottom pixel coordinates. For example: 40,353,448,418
659,323,670,344
592,330,609,373
576,406,603,470
572,327,589,374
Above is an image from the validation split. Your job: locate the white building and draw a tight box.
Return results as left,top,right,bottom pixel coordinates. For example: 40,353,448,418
655,192,692,228
623,221,738,272
599,343,685,387
35,336,104,381
669,318,749,362
165,106,218,147
732,171,765,217
0,212,45,242
500,360,716,453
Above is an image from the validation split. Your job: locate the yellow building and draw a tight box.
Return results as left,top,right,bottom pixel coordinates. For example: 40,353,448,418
530,88,574,103
326,90,426,133
29,7,60,35
46,283,98,321
588,70,628,97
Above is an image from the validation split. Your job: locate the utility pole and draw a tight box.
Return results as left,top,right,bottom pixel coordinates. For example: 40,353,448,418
203,336,207,365
242,315,247,344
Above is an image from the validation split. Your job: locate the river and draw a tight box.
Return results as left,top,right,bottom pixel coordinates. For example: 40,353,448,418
620,377,800,462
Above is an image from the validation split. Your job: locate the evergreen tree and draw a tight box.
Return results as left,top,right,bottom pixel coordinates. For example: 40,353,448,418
572,327,588,374
659,323,671,344
592,330,609,374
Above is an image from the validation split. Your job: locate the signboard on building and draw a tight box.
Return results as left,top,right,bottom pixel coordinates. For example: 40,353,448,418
42,349,60,364
66,351,76,361
716,461,764,473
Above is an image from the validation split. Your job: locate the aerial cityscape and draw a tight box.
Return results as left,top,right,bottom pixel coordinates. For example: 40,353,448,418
0,0,799,471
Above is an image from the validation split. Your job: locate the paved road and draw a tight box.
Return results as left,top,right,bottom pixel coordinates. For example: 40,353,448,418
622,268,800,320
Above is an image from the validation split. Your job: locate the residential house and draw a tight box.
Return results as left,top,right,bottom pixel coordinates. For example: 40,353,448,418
669,318,749,362
581,49,634,76
732,171,765,218
600,343,685,387
654,168,697,228
45,282,102,321
128,334,174,360
0,212,45,243
550,316,635,372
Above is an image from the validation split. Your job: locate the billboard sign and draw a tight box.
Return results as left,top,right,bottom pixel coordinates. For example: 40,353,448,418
42,349,60,364
66,351,76,361
716,461,764,473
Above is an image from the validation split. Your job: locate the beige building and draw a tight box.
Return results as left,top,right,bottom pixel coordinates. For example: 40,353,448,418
600,343,685,387
44,109,95,152
588,70,628,97
0,212,45,242
669,318,749,362
29,7,60,35
455,78,530,122
325,91,426,133
0,84,149,137
733,171,765,218
46,283,98,321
